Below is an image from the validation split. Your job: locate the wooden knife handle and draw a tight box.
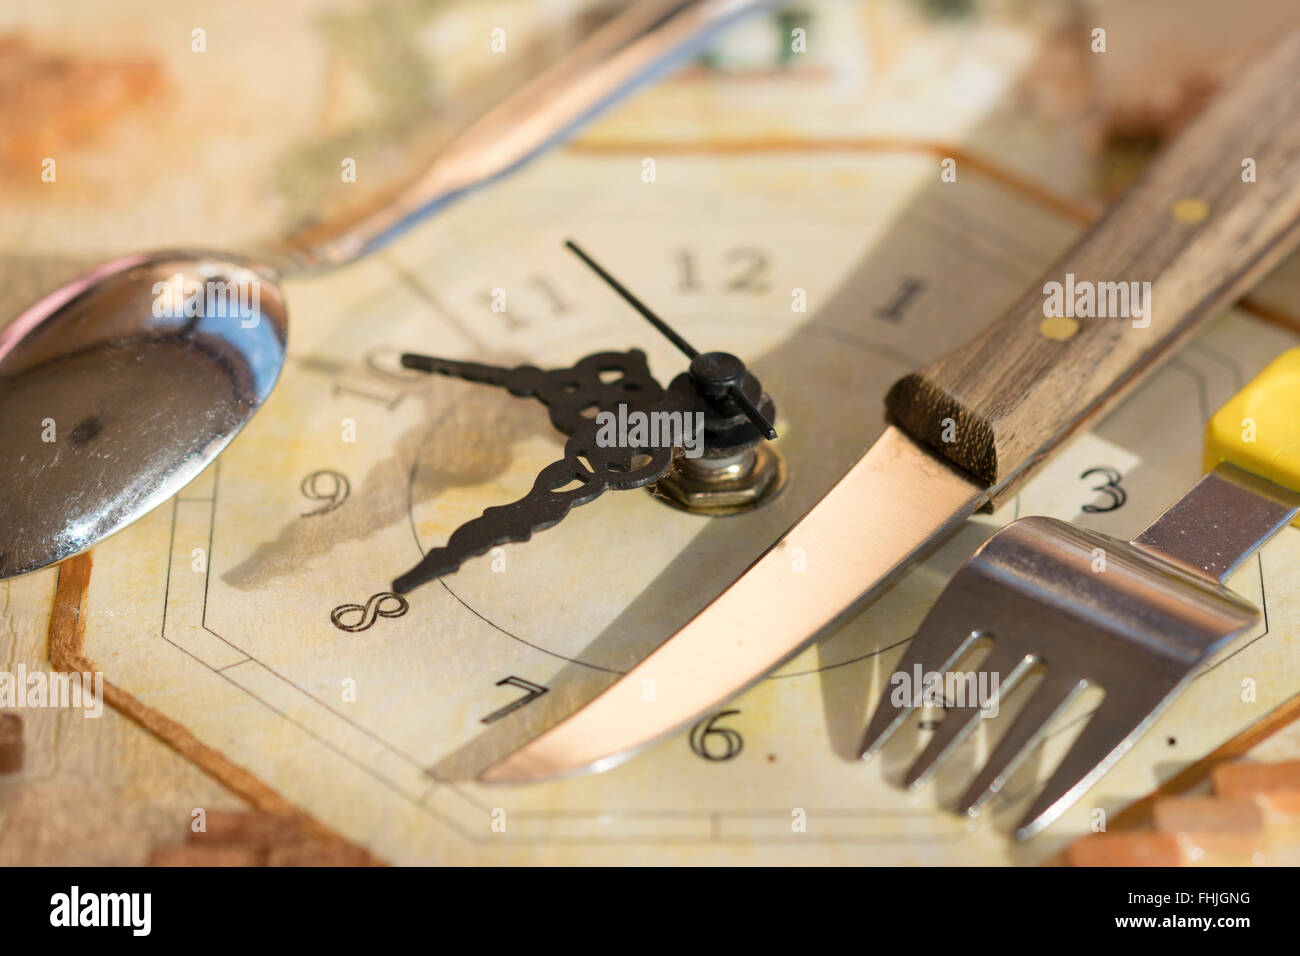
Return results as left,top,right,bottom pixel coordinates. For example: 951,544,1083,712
886,27,1300,493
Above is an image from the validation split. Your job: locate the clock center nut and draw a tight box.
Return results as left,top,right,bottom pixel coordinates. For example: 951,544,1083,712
650,351,787,516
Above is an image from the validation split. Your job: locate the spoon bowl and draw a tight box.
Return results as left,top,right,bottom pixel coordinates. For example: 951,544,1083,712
0,251,287,577
0,0,768,579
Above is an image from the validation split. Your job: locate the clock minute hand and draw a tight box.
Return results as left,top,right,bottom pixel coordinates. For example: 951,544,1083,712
479,26,1300,784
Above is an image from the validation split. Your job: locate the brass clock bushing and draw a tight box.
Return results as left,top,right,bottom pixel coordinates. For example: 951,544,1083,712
651,442,787,516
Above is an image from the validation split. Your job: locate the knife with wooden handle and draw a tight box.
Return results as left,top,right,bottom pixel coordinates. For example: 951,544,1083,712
480,27,1300,784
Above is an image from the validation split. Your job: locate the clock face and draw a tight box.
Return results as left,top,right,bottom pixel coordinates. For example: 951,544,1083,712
198,145,1059,680
31,1,1300,865
202,153,1079,699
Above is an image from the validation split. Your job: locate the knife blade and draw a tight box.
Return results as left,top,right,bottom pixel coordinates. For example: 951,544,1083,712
481,26,1300,784
480,427,983,781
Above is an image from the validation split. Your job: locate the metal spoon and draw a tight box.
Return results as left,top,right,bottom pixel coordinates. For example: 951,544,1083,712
0,0,773,579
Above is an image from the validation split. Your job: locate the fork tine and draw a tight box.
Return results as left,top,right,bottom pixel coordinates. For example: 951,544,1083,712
902,644,1035,789
954,675,1087,817
1013,681,1184,840
857,626,983,760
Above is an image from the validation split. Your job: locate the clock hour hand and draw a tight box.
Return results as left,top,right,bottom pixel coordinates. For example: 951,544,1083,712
400,349,666,436
400,353,544,395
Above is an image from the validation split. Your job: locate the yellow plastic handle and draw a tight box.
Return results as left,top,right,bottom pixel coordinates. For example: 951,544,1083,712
1204,346,1300,496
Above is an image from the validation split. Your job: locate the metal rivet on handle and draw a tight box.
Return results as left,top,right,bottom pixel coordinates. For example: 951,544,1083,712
1172,197,1210,223
1039,316,1080,340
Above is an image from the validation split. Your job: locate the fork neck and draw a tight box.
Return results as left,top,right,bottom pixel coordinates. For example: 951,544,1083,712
1131,463,1300,584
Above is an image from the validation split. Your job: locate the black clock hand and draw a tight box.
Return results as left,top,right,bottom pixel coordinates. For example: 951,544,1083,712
399,349,665,435
399,353,543,394
563,239,777,440
392,405,684,594
391,351,697,593
393,246,783,593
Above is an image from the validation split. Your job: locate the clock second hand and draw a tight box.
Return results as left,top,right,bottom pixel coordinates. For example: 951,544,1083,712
563,239,778,440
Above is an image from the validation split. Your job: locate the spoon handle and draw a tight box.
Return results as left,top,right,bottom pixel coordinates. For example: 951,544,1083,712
275,0,775,274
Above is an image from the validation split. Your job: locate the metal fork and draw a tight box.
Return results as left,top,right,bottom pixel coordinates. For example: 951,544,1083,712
858,462,1300,840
